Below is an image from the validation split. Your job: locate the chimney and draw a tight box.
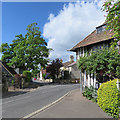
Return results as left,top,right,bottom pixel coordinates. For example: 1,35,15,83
69,55,74,62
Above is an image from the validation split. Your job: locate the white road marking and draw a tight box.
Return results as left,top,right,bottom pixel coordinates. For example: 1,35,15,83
23,89,77,119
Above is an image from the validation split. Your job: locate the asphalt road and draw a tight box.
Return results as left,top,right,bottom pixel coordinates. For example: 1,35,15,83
2,84,79,118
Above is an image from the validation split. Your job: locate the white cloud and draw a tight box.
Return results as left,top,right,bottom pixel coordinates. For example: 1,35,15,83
43,1,106,62
97,0,106,8
48,13,55,21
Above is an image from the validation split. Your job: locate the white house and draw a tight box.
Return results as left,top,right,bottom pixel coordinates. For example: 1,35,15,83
69,23,114,91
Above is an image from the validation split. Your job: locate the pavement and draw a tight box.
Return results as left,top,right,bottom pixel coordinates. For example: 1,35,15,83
31,89,112,118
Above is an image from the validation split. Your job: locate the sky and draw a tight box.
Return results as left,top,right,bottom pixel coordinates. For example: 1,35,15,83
2,0,106,62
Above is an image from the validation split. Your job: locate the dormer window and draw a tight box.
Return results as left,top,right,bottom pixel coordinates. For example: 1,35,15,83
96,24,106,34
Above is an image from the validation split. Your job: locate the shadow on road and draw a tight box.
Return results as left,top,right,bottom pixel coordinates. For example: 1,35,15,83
1,82,49,99
2,91,28,99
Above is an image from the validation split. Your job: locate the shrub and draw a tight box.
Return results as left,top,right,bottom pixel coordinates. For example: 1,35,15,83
23,70,32,82
77,47,120,80
83,86,97,102
64,70,70,79
97,79,119,118
42,73,46,79
83,86,92,100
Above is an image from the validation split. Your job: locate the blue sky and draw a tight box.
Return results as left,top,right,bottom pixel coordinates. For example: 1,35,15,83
2,1,106,62
2,2,66,44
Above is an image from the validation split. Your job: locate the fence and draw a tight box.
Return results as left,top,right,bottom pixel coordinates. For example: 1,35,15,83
116,79,120,118
117,79,120,90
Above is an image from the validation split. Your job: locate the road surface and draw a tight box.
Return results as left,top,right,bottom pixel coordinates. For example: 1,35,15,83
2,84,79,118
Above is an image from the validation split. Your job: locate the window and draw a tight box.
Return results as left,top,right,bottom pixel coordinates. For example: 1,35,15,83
81,48,83,55
76,50,79,60
79,48,81,56
96,25,106,34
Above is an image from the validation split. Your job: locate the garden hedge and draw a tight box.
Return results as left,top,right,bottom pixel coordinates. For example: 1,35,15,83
97,79,120,118
23,70,32,82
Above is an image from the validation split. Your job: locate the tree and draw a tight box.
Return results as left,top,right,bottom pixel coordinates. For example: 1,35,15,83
103,0,120,47
46,58,63,81
8,34,26,69
1,43,12,63
2,23,51,73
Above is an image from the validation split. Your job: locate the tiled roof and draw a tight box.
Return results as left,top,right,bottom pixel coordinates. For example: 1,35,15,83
63,61,74,67
70,29,113,51
68,62,76,67
0,60,17,76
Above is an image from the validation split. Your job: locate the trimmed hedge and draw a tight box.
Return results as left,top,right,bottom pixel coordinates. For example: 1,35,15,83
97,79,119,118
23,70,32,82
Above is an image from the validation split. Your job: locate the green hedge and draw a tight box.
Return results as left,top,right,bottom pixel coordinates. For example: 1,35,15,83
83,86,97,102
23,70,32,82
97,79,119,118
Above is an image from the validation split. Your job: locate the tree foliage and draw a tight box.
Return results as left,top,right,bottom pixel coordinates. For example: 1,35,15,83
103,0,120,46
23,70,32,82
77,47,120,80
2,23,51,73
46,58,63,80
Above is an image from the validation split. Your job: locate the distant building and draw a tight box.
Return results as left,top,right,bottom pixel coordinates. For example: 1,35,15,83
68,61,80,80
60,55,74,71
60,55,80,80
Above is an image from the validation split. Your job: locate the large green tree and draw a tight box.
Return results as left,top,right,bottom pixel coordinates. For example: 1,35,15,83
2,23,51,72
103,0,120,46
1,43,12,63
